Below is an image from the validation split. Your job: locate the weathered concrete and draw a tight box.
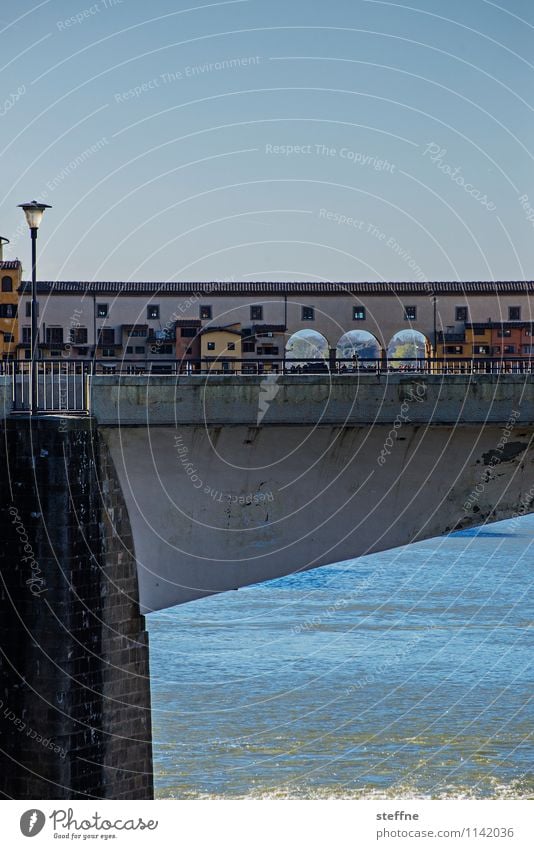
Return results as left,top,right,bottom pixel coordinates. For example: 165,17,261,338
100,420,534,613
90,373,534,426
0,417,153,799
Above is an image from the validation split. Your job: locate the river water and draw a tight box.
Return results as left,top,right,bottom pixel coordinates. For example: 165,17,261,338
148,517,533,799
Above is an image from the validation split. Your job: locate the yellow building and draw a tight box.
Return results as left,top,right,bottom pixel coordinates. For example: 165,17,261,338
0,239,21,360
200,325,242,371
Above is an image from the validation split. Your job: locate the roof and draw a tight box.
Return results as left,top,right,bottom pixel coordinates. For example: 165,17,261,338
1,261,21,270
17,280,534,296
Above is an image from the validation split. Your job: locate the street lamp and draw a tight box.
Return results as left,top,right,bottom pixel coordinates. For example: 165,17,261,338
18,201,51,414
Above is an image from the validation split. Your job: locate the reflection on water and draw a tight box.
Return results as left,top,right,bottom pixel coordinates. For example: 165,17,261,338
148,517,534,799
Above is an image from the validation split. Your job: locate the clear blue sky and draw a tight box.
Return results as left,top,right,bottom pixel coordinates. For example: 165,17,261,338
1,0,534,282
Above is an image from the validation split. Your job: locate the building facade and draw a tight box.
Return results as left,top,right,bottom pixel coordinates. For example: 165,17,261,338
14,279,534,364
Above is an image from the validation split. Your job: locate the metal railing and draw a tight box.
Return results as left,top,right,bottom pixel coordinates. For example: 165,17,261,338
2,356,534,413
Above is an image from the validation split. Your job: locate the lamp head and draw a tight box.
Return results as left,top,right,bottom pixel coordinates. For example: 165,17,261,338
18,200,52,230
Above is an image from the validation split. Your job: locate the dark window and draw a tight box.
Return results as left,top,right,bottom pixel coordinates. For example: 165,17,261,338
181,327,197,337
455,307,468,321
404,305,417,320
301,306,315,321
445,345,463,354
97,304,108,318
498,329,512,337
129,328,146,337
101,347,115,357
509,306,521,321
46,327,63,345
1,276,12,292
474,345,490,355
227,342,236,351
25,302,36,317
98,328,115,346
134,346,145,354
257,346,279,355
3,332,13,342
493,346,501,355
154,344,172,355
70,326,88,344
504,345,515,354
24,349,31,360
242,341,255,352
200,305,212,320
473,328,486,336
147,305,160,320
0,304,17,318
126,346,133,354
250,306,263,321
22,327,31,343
207,341,215,350
353,306,366,320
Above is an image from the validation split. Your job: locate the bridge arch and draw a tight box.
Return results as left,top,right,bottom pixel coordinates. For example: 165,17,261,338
336,330,380,365
387,329,430,366
285,329,329,363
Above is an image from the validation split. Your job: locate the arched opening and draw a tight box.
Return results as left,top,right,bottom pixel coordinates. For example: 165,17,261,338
285,329,329,372
336,330,380,370
387,330,430,369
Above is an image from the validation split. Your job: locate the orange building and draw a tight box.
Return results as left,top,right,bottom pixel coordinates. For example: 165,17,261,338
0,238,21,360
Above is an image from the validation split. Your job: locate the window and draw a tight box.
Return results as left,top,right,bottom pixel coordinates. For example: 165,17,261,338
134,346,145,354
353,306,366,320
473,328,486,336
455,306,468,322
154,344,172,355
301,306,315,321
509,306,521,321
523,345,534,354
97,304,108,318
404,305,417,320
474,345,490,355
126,346,133,354
129,328,146,337
0,304,17,318
498,329,512,337
46,327,63,346
1,276,12,292
70,327,88,344
147,305,160,320
257,346,279,355
207,341,215,350
492,346,501,355
25,302,36,317
98,328,115,346
242,341,255,352
101,348,115,357
227,342,236,351
22,327,31,343
504,345,515,354
250,305,263,321
3,332,13,342
200,305,212,320
181,327,197,337
445,345,463,354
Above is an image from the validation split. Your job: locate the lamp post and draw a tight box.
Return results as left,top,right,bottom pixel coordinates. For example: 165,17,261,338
18,201,51,414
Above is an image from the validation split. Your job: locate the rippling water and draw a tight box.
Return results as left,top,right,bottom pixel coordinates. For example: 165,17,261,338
148,517,533,799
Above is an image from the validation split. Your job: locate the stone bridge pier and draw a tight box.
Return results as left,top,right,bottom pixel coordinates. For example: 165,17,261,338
1,373,534,798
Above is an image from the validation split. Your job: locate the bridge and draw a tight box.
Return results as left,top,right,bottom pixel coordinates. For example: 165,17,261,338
1,370,534,799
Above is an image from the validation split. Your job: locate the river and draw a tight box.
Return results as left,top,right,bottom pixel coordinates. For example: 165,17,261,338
148,516,533,799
